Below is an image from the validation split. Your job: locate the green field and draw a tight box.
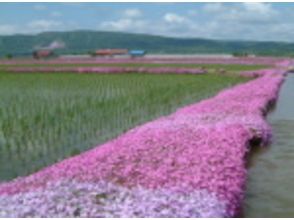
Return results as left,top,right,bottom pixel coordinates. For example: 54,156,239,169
0,63,269,72
0,71,250,181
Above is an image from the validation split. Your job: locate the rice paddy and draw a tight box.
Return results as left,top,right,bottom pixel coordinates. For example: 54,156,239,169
0,70,248,181
0,63,269,74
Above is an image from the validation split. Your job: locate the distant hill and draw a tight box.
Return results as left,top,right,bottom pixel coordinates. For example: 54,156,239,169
0,30,294,57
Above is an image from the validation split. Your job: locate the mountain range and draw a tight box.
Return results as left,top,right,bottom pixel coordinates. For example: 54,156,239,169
0,30,293,57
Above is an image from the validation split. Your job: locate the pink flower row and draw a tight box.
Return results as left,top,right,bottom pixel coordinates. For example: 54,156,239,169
4,66,206,75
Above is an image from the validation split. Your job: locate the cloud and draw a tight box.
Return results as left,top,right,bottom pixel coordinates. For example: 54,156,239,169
100,8,145,31
124,9,142,18
100,19,147,31
179,3,285,41
27,20,62,31
0,24,16,35
205,3,278,24
163,13,186,24
101,11,192,37
242,2,274,14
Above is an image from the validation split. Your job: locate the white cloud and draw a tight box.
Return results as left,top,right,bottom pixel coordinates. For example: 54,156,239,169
242,2,273,14
101,19,132,30
99,3,282,40
124,9,142,18
163,13,186,24
210,3,278,24
27,20,62,31
0,24,16,35
100,19,147,31
100,8,144,31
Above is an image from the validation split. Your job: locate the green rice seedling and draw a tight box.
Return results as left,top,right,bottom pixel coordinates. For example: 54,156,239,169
0,63,269,73
0,71,249,180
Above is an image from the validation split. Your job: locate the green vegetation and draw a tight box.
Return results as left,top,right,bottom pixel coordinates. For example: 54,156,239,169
0,72,248,180
0,30,294,57
0,63,269,73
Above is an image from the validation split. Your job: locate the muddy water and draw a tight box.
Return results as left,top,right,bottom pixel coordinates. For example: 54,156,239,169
244,74,294,217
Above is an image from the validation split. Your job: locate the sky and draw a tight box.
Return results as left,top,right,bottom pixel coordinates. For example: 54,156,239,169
1,2,294,42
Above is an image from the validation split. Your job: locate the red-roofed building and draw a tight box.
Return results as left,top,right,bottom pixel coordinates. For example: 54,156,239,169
93,49,128,57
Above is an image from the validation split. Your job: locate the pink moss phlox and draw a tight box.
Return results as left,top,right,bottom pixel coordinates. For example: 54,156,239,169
275,59,294,68
0,179,226,217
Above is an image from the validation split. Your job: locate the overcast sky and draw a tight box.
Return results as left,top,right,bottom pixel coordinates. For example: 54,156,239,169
1,2,294,42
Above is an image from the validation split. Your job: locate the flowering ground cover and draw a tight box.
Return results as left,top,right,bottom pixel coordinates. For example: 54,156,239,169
0,58,271,77
0,65,287,217
0,72,247,181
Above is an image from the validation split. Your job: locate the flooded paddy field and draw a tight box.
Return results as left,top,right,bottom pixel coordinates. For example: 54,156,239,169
0,70,247,181
244,74,294,217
